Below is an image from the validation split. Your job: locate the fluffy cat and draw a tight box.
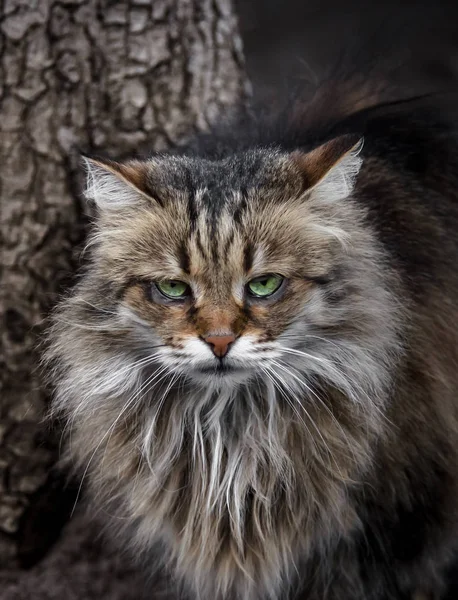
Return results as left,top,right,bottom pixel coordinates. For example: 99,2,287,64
46,79,458,600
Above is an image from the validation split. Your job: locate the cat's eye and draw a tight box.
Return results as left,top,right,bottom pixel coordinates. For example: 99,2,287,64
156,280,190,300
247,274,284,298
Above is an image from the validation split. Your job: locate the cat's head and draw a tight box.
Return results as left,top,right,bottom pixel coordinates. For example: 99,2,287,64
50,135,398,409
75,136,369,389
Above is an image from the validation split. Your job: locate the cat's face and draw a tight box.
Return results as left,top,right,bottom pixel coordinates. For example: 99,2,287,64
86,140,360,390
113,186,325,386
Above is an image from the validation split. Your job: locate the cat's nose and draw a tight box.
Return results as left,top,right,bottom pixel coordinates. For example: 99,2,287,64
204,334,236,358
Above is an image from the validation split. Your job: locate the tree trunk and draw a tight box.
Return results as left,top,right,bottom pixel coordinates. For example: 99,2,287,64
0,0,248,568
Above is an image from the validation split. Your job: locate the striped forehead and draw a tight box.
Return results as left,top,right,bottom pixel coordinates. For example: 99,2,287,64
182,160,262,220
186,188,247,274
153,151,284,279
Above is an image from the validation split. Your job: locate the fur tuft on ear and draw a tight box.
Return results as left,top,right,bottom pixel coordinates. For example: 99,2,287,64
292,135,364,203
83,157,154,211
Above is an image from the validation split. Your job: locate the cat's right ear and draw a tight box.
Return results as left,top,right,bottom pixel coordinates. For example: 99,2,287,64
291,135,363,202
82,156,156,211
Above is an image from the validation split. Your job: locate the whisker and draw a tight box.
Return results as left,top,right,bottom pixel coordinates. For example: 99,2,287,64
61,353,163,455
67,353,164,416
278,345,380,407
72,362,172,515
142,370,186,475
259,366,318,453
272,359,359,466
53,318,122,332
266,362,343,474
72,298,118,315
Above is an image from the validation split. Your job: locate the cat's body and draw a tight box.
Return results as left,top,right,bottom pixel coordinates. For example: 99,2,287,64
47,82,458,599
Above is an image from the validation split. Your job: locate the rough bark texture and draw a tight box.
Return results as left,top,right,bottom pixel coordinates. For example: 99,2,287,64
0,0,248,568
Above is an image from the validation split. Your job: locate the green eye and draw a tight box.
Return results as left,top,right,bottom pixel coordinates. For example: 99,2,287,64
156,280,190,299
247,274,284,298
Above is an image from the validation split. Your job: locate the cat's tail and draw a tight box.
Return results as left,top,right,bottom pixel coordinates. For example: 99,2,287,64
282,61,458,145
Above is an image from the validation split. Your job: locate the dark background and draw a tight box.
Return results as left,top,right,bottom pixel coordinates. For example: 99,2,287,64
237,0,458,102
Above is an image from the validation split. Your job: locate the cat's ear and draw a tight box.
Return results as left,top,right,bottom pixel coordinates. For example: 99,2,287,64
82,156,156,210
292,135,363,201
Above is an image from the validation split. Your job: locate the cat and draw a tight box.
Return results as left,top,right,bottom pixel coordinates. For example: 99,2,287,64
46,77,458,600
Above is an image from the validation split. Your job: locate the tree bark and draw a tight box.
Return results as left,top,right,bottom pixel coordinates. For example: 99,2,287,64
0,0,248,568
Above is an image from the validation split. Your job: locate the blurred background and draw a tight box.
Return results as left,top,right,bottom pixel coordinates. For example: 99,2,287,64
237,0,458,102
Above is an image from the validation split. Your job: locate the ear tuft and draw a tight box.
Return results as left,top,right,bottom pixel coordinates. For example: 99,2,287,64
83,157,153,211
292,135,364,202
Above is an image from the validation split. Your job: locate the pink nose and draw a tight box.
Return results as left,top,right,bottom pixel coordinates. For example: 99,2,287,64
204,334,236,358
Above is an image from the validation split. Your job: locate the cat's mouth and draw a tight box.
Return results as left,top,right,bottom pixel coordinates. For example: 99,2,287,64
185,360,255,386
195,362,248,375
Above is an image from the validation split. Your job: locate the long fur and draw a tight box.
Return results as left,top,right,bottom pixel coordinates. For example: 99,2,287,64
46,77,458,600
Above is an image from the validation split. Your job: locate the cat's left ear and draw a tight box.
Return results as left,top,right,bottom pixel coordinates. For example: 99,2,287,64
292,135,364,201
83,156,156,211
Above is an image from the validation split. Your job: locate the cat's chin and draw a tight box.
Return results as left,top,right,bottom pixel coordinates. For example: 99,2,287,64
190,363,254,386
